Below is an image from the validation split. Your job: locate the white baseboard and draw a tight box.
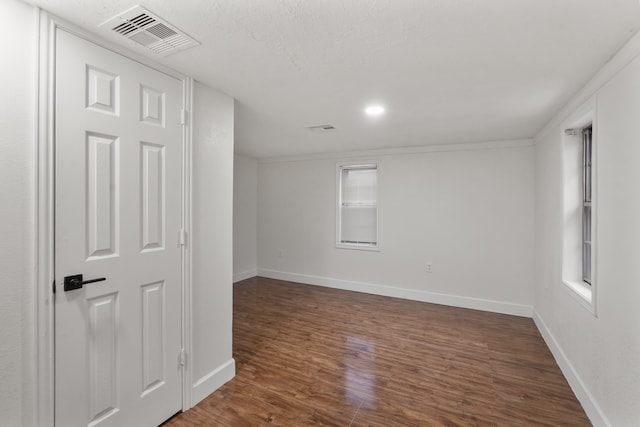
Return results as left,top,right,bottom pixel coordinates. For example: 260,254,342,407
533,311,610,427
257,268,533,318
191,358,236,407
233,269,257,283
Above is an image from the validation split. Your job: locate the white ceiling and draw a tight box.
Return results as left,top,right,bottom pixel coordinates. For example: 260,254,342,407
26,0,640,158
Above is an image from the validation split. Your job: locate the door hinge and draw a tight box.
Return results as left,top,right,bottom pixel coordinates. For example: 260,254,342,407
180,109,188,125
178,229,187,246
52,279,56,295
179,349,186,367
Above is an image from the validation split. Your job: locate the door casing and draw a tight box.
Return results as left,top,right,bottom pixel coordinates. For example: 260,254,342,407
34,10,194,426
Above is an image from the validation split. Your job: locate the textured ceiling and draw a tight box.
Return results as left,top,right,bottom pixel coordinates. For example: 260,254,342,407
26,0,640,158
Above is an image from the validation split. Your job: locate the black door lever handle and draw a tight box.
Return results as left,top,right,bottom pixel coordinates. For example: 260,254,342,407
64,274,106,291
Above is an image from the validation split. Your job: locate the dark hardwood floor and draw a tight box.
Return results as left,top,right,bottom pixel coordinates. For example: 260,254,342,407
164,277,590,426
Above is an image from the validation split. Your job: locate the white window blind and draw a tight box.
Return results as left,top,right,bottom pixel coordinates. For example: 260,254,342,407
339,164,377,246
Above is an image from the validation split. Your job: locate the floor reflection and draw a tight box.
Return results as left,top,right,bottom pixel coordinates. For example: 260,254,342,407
344,335,377,409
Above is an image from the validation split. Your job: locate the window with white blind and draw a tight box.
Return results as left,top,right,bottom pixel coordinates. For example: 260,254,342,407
337,163,379,250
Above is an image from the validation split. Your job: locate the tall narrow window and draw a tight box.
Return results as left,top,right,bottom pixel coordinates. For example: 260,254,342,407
582,125,592,284
337,163,378,249
562,105,596,313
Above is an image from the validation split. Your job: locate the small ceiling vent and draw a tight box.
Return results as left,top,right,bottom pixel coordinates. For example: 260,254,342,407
100,5,199,56
307,124,337,133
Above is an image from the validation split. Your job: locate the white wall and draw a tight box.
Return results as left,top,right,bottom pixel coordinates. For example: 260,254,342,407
258,143,535,316
0,1,37,426
534,41,640,426
233,154,258,282
190,81,236,405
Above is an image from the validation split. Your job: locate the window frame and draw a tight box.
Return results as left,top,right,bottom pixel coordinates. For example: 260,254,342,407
582,125,592,285
335,160,380,251
561,99,597,316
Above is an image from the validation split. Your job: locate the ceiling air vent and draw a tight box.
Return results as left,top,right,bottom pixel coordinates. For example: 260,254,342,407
100,5,199,56
307,124,337,133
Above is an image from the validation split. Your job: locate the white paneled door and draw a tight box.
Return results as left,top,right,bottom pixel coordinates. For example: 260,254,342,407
55,29,183,427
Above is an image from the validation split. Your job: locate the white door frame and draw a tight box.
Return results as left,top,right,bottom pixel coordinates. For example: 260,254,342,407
34,10,194,426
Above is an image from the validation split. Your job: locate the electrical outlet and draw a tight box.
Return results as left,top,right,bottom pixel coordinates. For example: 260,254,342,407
426,263,432,273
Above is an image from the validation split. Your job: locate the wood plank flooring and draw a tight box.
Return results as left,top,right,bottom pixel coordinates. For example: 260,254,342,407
164,277,590,426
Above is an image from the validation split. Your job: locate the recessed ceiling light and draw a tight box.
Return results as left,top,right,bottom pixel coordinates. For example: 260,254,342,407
365,105,385,116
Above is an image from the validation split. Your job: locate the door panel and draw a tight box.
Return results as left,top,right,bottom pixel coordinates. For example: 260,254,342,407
141,142,165,251
86,131,119,259
55,29,183,427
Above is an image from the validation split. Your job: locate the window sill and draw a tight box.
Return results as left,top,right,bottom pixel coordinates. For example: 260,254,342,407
336,243,380,252
562,279,596,316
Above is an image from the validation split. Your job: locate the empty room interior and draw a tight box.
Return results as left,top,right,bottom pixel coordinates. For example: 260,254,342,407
2,0,640,426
